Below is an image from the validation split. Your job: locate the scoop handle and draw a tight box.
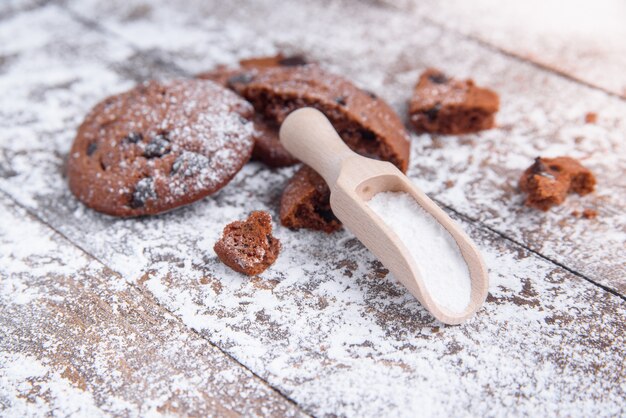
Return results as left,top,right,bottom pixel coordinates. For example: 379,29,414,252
279,108,354,185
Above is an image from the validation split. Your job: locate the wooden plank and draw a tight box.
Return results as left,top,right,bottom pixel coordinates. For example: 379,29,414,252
0,194,304,416
60,0,626,294
403,0,626,99
1,2,625,416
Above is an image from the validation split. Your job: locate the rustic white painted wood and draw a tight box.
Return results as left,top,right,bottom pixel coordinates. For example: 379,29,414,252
280,108,488,324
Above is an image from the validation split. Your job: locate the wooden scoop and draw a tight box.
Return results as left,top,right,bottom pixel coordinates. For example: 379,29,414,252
279,108,488,325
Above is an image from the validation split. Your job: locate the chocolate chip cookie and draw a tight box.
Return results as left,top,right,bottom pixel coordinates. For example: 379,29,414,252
68,79,255,217
409,68,499,134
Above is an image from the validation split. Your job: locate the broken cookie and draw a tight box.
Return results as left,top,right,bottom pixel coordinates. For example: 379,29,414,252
519,156,596,211
280,166,341,233
214,211,281,276
409,68,499,134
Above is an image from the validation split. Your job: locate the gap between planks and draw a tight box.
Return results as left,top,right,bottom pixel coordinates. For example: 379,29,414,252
415,14,626,102
0,188,311,417
33,1,626,301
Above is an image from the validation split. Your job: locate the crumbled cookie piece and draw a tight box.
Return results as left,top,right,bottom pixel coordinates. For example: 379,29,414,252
582,209,598,219
280,166,341,233
584,112,598,124
409,68,499,134
519,156,596,211
214,211,281,276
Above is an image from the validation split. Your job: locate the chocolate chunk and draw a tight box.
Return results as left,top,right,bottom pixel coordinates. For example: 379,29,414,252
227,73,254,87
124,132,143,144
360,129,376,141
425,104,441,121
335,96,347,106
428,72,449,84
86,142,98,156
278,55,308,67
364,90,378,100
144,133,171,158
130,177,157,208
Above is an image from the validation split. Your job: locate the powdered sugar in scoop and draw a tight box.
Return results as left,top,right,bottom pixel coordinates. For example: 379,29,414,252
367,191,471,313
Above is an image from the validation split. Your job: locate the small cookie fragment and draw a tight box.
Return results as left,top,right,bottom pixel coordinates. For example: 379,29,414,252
584,112,598,124
214,211,281,276
572,209,598,219
280,166,341,233
519,156,596,211
409,68,499,134
68,79,255,217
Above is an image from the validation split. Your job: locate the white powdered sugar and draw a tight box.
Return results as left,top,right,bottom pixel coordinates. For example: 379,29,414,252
367,191,471,312
1,1,625,417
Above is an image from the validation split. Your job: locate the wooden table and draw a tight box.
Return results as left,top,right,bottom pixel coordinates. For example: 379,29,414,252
1,0,624,416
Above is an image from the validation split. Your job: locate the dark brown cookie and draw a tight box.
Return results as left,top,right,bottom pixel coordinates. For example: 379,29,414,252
214,211,281,276
519,156,596,211
68,79,255,217
198,54,308,167
228,64,410,171
409,68,499,134
280,166,342,233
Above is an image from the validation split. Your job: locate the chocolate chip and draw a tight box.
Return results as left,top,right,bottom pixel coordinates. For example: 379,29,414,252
364,90,378,100
171,152,210,177
360,129,376,141
425,104,441,121
530,157,555,180
86,142,97,156
278,55,307,66
227,73,254,87
144,133,171,158
428,73,449,84
317,208,338,222
335,96,347,106
124,132,143,143
130,177,157,208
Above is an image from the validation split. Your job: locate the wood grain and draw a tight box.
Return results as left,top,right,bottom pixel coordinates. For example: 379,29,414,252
0,194,305,416
0,2,625,416
58,0,626,295
407,0,626,98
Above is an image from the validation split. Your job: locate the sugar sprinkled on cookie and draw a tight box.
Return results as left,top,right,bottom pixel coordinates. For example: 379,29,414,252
67,79,255,217
409,68,499,134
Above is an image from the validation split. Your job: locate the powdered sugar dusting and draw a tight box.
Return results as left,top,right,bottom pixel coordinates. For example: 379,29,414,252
368,191,472,313
1,1,625,416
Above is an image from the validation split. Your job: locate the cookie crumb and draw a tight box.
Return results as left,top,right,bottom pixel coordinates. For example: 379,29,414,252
582,209,597,219
409,68,499,134
280,166,342,233
584,112,598,124
214,211,281,276
519,156,596,211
